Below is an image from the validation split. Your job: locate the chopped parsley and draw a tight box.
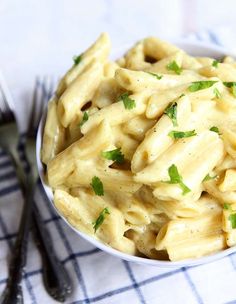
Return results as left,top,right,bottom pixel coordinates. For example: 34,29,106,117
166,60,182,75
92,208,110,233
168,130,196,139
164,102,178,127
203,173,217,182
146,72,163,80
118,92,136,110
224,203,232,211
233,85,236,97
223,82,236,89
188,81,217,92
165,164,191,195
79,111,89,127
213,87,221,99
210,126,221,134
229,213,236,229
73,54,83,65
212,60,219,68
223,82,236,97
91,176,104,196
101,148,125,164
223,204,236,228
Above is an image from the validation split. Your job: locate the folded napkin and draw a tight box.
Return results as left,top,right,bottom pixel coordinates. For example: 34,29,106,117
1,29,236,304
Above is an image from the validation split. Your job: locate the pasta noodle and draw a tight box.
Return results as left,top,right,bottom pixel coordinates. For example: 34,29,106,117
42,33,236,261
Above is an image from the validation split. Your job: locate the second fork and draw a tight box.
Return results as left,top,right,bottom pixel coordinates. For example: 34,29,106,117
0,76,72,304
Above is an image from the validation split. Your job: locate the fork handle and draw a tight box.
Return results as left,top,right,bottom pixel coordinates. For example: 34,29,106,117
0,175,35,304
8,148,27,190
7,149,72,302
32,203,72,302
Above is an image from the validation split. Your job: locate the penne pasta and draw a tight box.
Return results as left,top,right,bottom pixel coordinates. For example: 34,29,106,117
57,32,110,96
42,33,236,261
57,60,103,127
41,98,65,164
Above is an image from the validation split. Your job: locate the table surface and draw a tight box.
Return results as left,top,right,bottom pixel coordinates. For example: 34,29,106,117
1,0,236,129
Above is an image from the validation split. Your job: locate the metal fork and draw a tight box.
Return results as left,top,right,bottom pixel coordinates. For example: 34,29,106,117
24,78,72,302
0,75,71,303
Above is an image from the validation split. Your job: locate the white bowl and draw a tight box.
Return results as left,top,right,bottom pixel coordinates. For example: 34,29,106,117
36,39,236,267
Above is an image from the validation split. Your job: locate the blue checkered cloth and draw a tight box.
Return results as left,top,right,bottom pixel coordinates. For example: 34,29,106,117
1,29,236,304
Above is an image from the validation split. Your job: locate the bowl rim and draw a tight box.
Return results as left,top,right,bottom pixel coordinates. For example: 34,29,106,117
36,38,236,267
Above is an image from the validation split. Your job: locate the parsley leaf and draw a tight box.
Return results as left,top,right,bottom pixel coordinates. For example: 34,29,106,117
203,173,217,182
223,82,236,89
146,72,163,80
91,176,104,196
210,126,221,134
224,203,232,211
212,60,219,68
229,213,236,229
223,82,236,97
73,54,83,65
101,148,125,164
79,111,89,127
166,60,182,75
232,85,236,97
118,92,136,110
165,164,191,195
92,207,110,233
168,130,196,139
164,102,178,127
188,81,217,92
213,87,221,99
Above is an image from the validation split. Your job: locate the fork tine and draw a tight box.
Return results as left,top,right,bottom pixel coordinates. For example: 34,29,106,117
47,76,54,100
0,72,15,110
0,89,15,123
27,75,55,136
37,76,54,121
43,75,54,102
0,72,16,123
27,76,41,135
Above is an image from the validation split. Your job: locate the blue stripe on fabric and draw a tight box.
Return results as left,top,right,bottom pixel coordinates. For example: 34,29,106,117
0,269,42,285
0,232,17,241
182,267,204,304
72,269,182,304
138,268,182,287
0,278,7,285
0,254,184,303
0,248,100,285
123,261,146,304
0,247,102,286
0,213,37,304
44,215,60,223
23,273,37,304
208,30,222,46
73,284,136,304
0,171,16,182
0,214,10,244
225,301,236,304
0,150,7,157
0,160,12,169
0,183,19,196
38,185,91,304
62,248,100,263
0,215,61,242
0,167,25,180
